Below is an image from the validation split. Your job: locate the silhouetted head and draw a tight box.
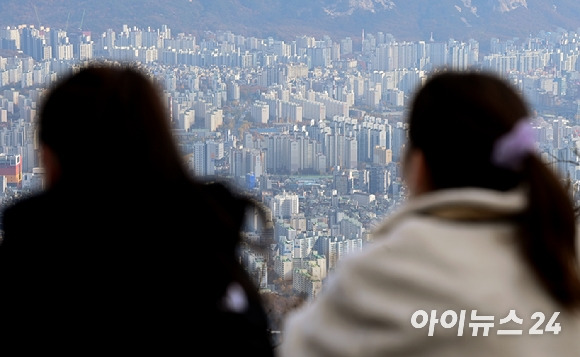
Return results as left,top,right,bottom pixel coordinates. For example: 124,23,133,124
39,64,189,189
406,70,531,193
406,70,580,311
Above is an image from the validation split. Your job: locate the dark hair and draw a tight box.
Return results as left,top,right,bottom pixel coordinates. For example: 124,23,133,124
39,63,189,186
40,62,273,296
407,69,580,310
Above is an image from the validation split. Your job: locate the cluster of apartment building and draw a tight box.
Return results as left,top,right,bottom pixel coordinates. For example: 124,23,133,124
2,23,580,299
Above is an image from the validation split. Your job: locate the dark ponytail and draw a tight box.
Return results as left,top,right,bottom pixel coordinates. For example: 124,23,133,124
519,156,580,311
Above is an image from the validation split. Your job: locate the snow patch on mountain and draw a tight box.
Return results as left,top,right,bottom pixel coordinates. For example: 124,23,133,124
461,0,479,16
494,0,527,13
323,0,396,17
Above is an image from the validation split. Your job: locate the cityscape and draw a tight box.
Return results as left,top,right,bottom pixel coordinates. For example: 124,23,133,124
1,19,580,334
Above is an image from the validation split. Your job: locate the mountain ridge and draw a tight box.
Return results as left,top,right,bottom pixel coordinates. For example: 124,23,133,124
1,0,579,44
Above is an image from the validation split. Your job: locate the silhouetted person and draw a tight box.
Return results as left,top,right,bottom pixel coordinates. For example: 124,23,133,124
280,70,580,356
0,64,274,355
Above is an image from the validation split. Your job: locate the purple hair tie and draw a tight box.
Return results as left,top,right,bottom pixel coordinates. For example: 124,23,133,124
491,120,536,170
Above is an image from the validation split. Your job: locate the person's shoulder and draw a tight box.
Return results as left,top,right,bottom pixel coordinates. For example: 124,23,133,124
170,179,237,205
201,181,248,209
192,180,257,223
2,190,54,226
1,185,102,247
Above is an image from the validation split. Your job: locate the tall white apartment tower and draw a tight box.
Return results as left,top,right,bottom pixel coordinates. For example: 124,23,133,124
271,191,300,219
